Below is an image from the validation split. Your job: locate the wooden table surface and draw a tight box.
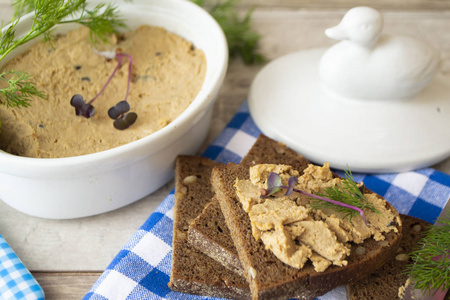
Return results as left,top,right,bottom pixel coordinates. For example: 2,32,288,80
1,1,449,299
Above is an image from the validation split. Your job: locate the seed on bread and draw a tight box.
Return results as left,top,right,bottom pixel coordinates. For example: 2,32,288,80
183,175,198,184
379,240,389,247
395,253,409,261
175,185,188,198
356,246,366,255
248,267,257,279
179,186,188,194
176,229,187,240
275,145,285,154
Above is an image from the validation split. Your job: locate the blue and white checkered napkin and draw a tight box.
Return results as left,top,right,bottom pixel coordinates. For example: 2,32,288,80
84,101,450,300
0,234,45,300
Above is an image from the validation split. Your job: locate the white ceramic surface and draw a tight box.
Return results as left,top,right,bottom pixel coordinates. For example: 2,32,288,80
0,0,228,218
249,7,450,173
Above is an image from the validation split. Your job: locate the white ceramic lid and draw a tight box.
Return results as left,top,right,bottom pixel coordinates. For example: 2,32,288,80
248,48,450,173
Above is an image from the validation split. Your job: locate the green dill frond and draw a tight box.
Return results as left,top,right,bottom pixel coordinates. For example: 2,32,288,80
63,3,128,44
406,210,450,293
310,198,357,220
32,1,84,34
1,0,127,62
0,19,19,58
42,30,56,48
12,0,35,18
192,0,205,6
194,0,265,65
0,70,46,108
1,0,127,110
311,167,380,220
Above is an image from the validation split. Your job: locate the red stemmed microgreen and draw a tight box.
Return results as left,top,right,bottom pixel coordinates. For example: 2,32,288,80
261,168,380,226
70,49,137,130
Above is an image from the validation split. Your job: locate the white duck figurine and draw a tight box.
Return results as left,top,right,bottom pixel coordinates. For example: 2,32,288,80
319,6,440,100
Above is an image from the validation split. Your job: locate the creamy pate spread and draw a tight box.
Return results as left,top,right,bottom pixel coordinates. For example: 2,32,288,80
0,25,206,158
234,163,401,272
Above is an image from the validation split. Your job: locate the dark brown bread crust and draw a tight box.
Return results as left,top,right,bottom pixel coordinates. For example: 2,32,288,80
347,214,430,300
211,162,402,300
168,155,250,299
239,134,310,169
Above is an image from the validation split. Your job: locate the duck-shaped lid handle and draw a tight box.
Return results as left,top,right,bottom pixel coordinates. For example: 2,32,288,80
319,6,441,101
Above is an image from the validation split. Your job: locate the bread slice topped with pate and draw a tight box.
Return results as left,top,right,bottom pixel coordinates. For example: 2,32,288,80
188,134,311,277
208,137,403,299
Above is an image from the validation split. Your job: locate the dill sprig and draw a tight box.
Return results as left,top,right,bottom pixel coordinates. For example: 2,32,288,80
311,168,380,221
59,3,127,44
192,0,265,65
0,70,45,108
406,210,450,294
0,0,126,108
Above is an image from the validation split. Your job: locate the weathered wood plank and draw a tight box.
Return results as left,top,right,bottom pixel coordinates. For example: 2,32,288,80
236,0,450,10
2,0,450,15
0,181,173,271
32,272,101,300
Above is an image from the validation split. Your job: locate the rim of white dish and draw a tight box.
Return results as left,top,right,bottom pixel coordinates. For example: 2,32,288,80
0,0,228,171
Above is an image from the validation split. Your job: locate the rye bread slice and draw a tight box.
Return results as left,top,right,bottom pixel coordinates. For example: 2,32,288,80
211,162,403,300
347,214,430,300
189,197,245,277
168,155,250,299
188,134,310,277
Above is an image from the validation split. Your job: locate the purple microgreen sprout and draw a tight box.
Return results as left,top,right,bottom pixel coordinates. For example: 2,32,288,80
107,52,137,130
260,171,380,226
264,171,282,196
70,51,123,119
113,111,137,130
108,100,130,119
70,49,137,130
285,176,298,196
70,94,94,118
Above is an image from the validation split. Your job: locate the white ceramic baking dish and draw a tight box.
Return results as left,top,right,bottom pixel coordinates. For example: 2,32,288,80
0,0,228,219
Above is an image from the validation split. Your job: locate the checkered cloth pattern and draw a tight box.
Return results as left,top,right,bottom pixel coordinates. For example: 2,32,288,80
0,234,44,300
84,101,450,300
